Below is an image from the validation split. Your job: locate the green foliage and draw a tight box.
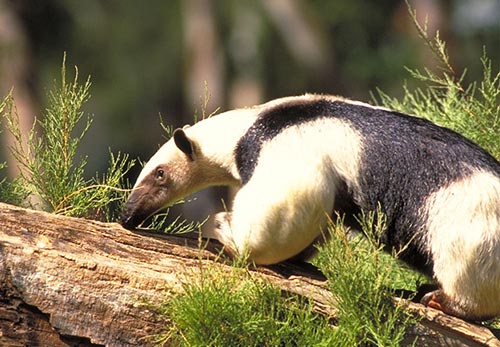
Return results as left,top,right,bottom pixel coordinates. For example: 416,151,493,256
376,4,500,159
315,209,420,347
0,96,9,197
0,96,30,205
0,173,30,207
140,209,205,234
1,55,134,220
158,265,335,347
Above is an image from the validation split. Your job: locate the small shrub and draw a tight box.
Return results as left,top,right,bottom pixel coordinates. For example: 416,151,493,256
315,209,420,347
158,265,335,347
0,96,29,205
375,4,500,159
1,54,133,220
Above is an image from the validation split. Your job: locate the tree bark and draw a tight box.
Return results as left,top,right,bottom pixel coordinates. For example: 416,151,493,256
0,202,499,346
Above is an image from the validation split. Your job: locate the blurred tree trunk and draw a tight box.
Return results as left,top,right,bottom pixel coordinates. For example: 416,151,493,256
0,0,36,178
180,0,226,224
260,0,326,68
182,0,223,114
227,2,263,109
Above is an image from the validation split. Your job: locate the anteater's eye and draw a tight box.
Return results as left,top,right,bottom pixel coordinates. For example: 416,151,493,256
156,168,165,179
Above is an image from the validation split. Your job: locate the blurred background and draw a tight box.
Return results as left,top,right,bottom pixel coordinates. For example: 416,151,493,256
0,0,498,222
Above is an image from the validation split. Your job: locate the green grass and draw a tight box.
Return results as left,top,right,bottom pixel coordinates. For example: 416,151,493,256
157,265,336,347
315,211,421,346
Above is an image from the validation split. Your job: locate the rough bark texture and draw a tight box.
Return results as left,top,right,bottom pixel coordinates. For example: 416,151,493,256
0,202,499,346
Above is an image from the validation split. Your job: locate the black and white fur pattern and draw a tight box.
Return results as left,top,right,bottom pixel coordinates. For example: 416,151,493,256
121,94,500,321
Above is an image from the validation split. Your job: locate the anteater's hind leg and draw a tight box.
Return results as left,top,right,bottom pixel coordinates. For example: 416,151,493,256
423,171,500,321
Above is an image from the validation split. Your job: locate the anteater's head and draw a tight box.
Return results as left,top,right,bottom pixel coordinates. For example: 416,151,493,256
121,128,198,229
121,106,260,229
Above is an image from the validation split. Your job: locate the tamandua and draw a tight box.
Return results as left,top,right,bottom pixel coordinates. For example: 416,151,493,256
121,94,500,321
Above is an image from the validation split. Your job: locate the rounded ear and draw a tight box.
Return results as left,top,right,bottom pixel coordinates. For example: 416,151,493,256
173,128,194,160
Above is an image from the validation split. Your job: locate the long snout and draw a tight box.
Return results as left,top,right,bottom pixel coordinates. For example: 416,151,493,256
120,185,167,229
121,206,145,230
121,200,147,229
120,189,150,229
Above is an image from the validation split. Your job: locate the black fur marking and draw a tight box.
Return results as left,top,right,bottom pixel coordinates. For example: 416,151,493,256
332,102,500,272
236,99,333,184
235,97,500,273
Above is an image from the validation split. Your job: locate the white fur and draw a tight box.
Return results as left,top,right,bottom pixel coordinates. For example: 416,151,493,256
340,98,395,113
211,117,363,264
424,169,500,316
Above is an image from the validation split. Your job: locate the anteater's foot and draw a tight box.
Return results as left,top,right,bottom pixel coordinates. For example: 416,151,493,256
202,212,238,258
420,289,494,322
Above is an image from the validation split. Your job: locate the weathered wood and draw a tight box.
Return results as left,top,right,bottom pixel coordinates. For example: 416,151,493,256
0,202,499,346
400,299,500,346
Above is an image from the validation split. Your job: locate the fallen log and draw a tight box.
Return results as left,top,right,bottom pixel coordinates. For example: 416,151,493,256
0,202,499,346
